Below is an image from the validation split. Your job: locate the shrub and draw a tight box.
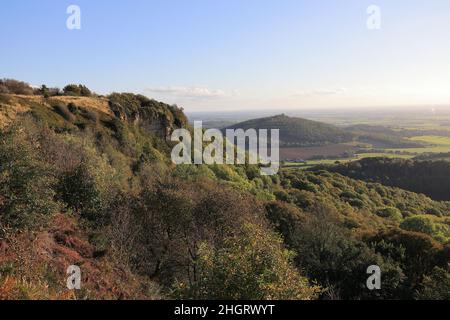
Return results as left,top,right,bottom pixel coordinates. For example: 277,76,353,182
81,108,99,123
0,79,34,95
172,164,216,181
58,163,103,219
274,190,291,202
293,179,317,193
79,85,92,97
67,102,79,114
348,198,364,208
400,215,436,236
265,201,305,244
57,147,116,224
426,207,443,217
63,84,81,96
0,125,59,228
343,218,360,229
58,161,114,225
0,84,9,93
376,207,403,221
63,84,92,97
53,103,75,122
37,85,61,98
289,189,315,209
340,191,358,199
416,265,450,300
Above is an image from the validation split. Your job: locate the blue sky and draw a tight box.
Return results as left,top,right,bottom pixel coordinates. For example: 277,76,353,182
1,0,450,111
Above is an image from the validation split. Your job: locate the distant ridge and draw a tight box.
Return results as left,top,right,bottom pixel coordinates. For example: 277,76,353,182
223,114,353,147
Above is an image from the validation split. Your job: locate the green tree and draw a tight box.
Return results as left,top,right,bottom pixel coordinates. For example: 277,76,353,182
366,229,447,296
63,84,82,96
292,205,405,299
57,149,116,224
173,223,320,300
39,85,50,98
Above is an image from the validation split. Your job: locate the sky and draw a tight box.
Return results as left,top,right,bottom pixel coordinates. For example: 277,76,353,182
1,0,450,112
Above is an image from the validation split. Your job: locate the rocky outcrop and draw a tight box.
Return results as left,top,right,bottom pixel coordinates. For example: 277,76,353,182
108,93,187,139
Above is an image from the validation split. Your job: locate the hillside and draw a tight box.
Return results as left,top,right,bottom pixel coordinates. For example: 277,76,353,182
0,87,449,300
223,114,354,147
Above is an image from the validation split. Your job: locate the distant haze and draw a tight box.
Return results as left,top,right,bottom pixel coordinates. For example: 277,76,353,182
187,105,450,126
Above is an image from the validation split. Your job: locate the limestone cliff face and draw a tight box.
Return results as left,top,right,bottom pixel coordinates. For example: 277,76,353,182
132,112,172,139
108,93,187,140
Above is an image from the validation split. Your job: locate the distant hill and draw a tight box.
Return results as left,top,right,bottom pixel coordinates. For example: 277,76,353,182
223,114,353,147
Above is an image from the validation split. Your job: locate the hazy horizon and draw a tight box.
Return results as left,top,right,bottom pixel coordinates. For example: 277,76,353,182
187,104,450,118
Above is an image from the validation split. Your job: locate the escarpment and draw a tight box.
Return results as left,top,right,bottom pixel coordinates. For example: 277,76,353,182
0,92,188,140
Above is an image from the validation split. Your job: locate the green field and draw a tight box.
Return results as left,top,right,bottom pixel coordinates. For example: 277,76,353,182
282,135,450,168
355,153,413,159
385,136,450,154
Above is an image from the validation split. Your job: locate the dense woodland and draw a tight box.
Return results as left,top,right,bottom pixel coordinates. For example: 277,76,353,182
320,157,450,201
345,124,427,148
0,80,449,300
